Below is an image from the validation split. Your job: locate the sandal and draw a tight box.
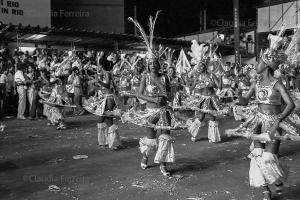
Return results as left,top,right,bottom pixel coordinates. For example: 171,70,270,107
47,122,54,126
159,164,171,177
141,156,148,169
56,123,67,130
262,190,271,200
191,137,197,142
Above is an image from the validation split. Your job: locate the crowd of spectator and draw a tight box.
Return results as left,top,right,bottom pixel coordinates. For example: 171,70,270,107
0,47,111,119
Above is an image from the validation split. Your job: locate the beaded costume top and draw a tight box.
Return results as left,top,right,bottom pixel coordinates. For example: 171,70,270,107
195,73,215,90
256,79,281,105
145,73,167,97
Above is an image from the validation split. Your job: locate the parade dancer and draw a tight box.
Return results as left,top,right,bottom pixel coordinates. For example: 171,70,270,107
118,67,133,109
167,66,185,106
226,28,300,200
83,54,122,150
122,11,186,176
218,66,236,103
180,41,225,143
232,66,255,121
129,61,145,109
40,77,75,130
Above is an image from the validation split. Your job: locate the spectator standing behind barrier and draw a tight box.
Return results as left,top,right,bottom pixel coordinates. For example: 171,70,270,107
26,65,43,119
14,64,28,120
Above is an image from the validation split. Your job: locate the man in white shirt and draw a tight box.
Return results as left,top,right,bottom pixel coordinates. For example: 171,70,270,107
14,64,27,119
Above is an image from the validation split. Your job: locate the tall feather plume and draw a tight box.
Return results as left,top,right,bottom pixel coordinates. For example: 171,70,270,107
269,24,286,51
149,11,161,50
285,25,300,55
285,26,300,66
259,49,263,57
128,17,151,54
210,43,218,57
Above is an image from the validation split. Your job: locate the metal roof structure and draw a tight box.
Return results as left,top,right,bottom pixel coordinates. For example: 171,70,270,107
0,23,190,50
0,23,234,55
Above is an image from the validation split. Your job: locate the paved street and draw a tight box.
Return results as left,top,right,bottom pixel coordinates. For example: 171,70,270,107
1,115,300,200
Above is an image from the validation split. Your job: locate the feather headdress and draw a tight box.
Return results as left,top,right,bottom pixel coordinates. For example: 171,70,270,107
162,47,175,68
128,11,161,61
285,26,300,67
188,40,209,65
261,25,287,70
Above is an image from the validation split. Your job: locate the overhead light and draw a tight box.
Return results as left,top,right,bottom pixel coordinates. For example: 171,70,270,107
26,34,47,40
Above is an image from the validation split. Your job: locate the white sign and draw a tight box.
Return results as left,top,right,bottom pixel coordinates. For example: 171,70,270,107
257,1,300,33
0,0,51,27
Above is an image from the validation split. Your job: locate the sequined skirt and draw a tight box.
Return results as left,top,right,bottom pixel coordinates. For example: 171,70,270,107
226,109,299,138
83,94,116,116
217,87,235,98
40,87,75,108
177,94,230,117
121,106,188,130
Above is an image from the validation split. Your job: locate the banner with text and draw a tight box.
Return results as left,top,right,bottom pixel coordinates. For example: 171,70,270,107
0,0,51,27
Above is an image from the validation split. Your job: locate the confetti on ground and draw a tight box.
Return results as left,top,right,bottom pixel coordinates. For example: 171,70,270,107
172,174,184,180
131,181,144,188
48,185,61,192
72,155,88,160
186,197,204,200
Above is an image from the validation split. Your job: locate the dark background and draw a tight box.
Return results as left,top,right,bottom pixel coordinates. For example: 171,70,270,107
51,0,262,36
124,0,262,37
51,0,125,33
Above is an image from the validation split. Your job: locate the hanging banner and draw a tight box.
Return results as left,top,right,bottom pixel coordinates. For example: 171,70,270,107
0,0,51,27
233,0,241,64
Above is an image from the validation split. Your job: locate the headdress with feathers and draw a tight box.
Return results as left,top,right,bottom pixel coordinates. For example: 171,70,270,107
128,11,161,61
285,26,300,67
188,40,209,66
206,42,224,76
162,47,175,68
261,25,287,70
